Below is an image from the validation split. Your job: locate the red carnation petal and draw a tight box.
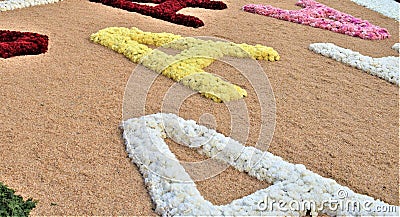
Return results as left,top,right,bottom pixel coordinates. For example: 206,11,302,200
0,30,49,59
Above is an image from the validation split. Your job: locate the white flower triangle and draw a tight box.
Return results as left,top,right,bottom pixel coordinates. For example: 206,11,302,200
122,113,398,216
0,0,63,12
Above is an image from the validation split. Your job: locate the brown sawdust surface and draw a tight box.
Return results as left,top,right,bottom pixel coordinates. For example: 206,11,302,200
0,0,398,215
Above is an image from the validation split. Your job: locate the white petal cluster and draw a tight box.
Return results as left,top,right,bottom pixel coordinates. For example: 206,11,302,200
309,43,399,85
392,43,400,53
0,0,62,12
350,0,399,21
122,113,399,216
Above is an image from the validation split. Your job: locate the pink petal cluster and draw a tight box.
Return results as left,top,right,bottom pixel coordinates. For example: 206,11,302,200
242,0,390,40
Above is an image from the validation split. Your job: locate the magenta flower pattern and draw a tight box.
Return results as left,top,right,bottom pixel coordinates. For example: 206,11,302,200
89,0,227,28
242,0,390,40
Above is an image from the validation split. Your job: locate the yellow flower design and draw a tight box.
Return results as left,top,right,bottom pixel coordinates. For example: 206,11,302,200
90,27,280,102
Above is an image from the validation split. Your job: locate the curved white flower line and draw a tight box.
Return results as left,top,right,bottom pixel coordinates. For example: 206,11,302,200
309,43,399,85
0,0,63,12
350,0,399,21
122,113,399,216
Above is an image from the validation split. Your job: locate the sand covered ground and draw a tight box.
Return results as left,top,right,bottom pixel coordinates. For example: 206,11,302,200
0,0,399,215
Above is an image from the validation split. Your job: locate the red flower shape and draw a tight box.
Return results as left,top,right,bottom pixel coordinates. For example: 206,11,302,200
0,30,49,59
89,0,227,28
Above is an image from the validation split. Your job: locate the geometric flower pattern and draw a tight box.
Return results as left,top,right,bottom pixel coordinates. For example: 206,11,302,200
122,113,399,216
242,0,390,40
0,30,49,58
309,43,399,85
91,27,280,102
89,0,227,27
350,0,399,21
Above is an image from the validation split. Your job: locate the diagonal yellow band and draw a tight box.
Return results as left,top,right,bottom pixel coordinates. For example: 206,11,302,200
90,27,280,102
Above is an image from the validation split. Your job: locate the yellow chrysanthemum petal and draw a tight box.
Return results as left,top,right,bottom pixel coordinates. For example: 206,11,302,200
90,27,280,102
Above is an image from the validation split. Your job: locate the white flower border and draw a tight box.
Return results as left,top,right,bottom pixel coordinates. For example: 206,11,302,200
309,43,399,85
0,0,63,12
122,113,399,216
350,0,399,21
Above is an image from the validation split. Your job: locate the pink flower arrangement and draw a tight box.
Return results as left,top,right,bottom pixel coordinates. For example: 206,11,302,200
89,0,227,28
0,30,49,59
242,0,390,40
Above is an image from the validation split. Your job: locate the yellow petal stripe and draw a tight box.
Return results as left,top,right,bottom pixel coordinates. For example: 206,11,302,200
90,27,280,102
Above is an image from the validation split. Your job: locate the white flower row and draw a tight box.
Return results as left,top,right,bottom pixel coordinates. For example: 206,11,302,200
309,43,399,85
0,0,63,12
350,0,399,21
122,113,399,216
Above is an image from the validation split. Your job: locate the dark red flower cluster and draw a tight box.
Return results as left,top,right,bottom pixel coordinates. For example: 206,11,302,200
89,0,227,28
0,30,49,59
